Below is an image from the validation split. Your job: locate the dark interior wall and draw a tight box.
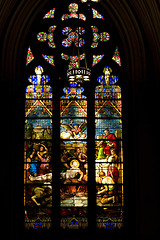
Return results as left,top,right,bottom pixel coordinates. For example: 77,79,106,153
1,0,160,238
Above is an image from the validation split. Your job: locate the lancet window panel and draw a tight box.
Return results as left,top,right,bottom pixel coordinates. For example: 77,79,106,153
95,66,124,229
24,66,53,230
59,82,88,229
60,138,88,229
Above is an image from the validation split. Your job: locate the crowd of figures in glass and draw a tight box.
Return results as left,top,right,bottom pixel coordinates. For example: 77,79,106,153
95,66,123,229
24,66,52,229
60,83,88,229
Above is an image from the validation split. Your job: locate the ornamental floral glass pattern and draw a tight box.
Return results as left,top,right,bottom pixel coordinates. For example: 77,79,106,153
60,82,88,229
43,8,55,19
62,27,85,48
26,46,34,66
37,26,56,48
92,8,104,19
92,54,104,66
42,54,55,66
95,66,124,229
36,3,110,67
61,3,86,21
61,53,86,69
24,66,53,229
91,26,110,48
112,47,121,67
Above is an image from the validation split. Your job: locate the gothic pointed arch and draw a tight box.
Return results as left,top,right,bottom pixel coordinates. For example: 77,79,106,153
24,0,124,231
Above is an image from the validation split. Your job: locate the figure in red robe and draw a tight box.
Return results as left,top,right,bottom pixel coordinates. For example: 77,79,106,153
103,129,117,156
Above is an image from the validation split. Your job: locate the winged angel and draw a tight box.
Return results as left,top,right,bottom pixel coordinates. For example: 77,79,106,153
60,120,87,139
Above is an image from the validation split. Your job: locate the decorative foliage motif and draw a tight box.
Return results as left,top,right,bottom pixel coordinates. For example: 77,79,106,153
26,46,34,65
92,8,104,19
36,4,115,67
92,54,104,66
112,47,121,66
62,27,85,47
68,3,78,12
26,85,52,99
42,54,55,66
91,26,110,48
61,53,86,68
62,82,85,99
43,8,55,19
37,26,56,48
61,3,86,21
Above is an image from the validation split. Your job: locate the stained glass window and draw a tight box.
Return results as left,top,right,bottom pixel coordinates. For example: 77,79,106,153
91,26,110,48
24,1,124,232
112,47,122,66
62,27,85,48
92,8,104,19
26,46,34,66
61,3,86,21
37,26,56,48
61,53,86,69
24,66,53,229
92,54,105,66
95,66,123,229
42,54,55,66
43,8,55,19
60,82,88,229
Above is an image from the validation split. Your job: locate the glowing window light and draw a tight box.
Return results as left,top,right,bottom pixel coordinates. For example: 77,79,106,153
43,8,55,19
